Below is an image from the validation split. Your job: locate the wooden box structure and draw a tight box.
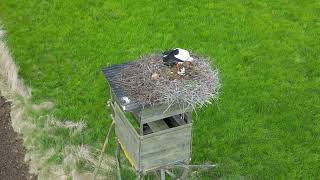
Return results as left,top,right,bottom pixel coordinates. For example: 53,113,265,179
103,63,193,172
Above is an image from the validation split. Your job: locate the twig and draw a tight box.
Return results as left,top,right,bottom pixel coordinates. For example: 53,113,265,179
93,121,115,180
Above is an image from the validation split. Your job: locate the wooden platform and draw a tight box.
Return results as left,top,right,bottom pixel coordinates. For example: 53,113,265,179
110,101,192,172
103,62,193,173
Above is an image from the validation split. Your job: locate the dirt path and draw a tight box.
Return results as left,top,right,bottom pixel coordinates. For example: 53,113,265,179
0,96,34,180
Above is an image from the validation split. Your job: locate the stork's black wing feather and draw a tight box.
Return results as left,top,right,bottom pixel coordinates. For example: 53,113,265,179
162,49,182,66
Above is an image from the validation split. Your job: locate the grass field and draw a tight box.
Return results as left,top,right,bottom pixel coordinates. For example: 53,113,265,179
1,0,320,179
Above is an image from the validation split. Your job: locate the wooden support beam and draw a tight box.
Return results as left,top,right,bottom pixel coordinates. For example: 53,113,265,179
115,140,122,180
160,169,166,180
148,120,169,133
172,115,186,126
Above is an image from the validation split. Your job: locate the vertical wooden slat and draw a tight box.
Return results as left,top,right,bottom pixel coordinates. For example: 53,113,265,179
110,93,193,172
111,101,140,169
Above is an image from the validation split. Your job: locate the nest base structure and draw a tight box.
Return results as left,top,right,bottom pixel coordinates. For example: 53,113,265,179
101,59,218,179
94,102,216,180
107,100,216,180
110,93,192,171
102,54,220,111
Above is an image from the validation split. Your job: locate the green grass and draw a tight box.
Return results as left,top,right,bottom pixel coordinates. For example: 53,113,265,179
1,0,320,179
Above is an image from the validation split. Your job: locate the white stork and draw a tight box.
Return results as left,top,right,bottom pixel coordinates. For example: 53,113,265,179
162,48,194,75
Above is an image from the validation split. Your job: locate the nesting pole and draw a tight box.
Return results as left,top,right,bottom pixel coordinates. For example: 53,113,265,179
102,53,219,179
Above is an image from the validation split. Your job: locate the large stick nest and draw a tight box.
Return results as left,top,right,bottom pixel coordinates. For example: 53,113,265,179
117,54,220,109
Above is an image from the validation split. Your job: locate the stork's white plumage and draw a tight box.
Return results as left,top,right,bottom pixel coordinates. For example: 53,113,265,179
162,48,194,66
162,48,194,76
173,48,194,62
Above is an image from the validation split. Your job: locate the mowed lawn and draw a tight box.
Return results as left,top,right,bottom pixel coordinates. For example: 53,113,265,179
1,0,320,179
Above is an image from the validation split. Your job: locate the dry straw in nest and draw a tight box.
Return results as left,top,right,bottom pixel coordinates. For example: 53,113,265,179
117,53,220,110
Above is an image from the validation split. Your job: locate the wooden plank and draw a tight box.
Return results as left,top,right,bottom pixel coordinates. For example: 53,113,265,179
140,147,190,171
148,120,169,133
111,101,139,137
114,115,139,151
170,112,192,126
132,112,141,123
185,111,192,123
160,169,165,180
140,103,192,124
140,126,192,170
111,101,141,169
171,115,186,126
186,111,193,160
141,147,190,165
142,123,192,140
115,116,140,168
141,127,191,155
141,140,190,157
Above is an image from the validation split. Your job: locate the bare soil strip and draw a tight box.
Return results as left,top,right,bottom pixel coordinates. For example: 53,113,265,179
0,96,35,180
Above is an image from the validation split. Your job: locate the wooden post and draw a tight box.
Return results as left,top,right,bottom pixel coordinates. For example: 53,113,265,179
136,171,143,180
179,167,189,180
160,169,166,180
115,140,122,180
93,121,115,180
